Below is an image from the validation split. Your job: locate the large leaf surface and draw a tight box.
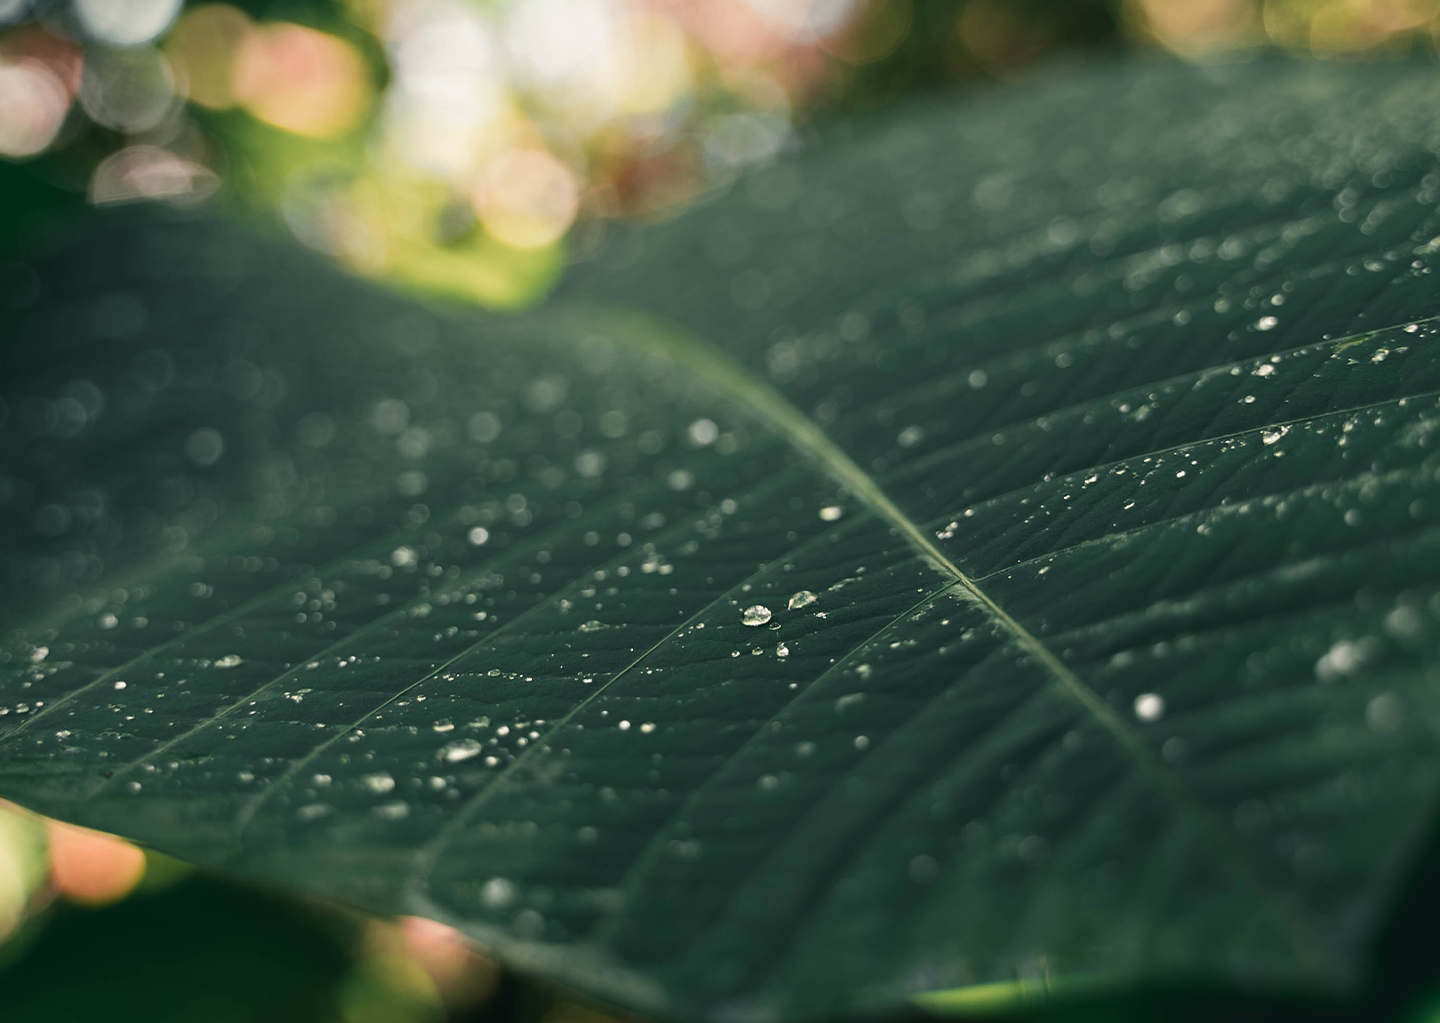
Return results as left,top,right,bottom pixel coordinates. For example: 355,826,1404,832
6,57,1440,1021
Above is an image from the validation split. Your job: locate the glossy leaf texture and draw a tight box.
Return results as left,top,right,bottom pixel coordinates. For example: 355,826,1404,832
6,57,1440,1022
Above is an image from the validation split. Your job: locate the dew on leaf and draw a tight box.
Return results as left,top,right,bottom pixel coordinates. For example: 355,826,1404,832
1315,639,1365,682
741,605,772,626
688,418,719,445
787,590,818,610
1133,693,1165,722
482,876,517,910
361,772,395,794
439,739,483,763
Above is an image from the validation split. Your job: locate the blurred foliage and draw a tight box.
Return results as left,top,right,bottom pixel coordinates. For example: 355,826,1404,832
4,0,1440,310
2,871,360,1023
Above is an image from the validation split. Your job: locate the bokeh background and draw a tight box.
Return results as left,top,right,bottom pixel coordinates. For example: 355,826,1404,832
4,0,1440,308
5,0,1440,1020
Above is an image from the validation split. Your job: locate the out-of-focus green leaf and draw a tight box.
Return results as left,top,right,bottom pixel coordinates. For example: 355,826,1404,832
4,57,1440,1022
0,874,356,1023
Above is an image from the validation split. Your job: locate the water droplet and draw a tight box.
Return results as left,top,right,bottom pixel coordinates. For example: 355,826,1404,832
741,605,772,626
439,739,483,763
1256,316,1278,331
578,619,608,633
1261,425,1289,445
214,654,242,668
819,505,844,522
1367,693,1402,733
908,855,938,883
113,680,127,690
28,646,48,663
1315,639,1364,682
482,877,517,910
776,643,789,657
468,526,490,545
787,590,817,610
362,772,395,794
1133,693,1165,722
688,418,719,445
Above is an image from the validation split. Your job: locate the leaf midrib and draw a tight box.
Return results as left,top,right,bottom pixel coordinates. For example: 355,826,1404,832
404,303,1323,971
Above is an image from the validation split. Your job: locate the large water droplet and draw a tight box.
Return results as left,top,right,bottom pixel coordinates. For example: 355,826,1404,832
742,605,772,626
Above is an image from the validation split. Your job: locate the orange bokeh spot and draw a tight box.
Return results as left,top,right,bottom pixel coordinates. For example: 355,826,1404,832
232,22,371,138
45,819,147,906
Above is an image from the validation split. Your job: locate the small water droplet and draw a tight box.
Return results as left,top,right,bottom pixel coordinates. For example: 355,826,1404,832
482,877,517,910
776,643,789,657
362,772,395,794
439,739,483,763
819,505,844,522
1133,693,1165,722
214,654,243,668
742,605,772,626
688,418,719,445
578,619,608,633
1367,693,1402,733
1315,639,1364,682
1262,425,1289,445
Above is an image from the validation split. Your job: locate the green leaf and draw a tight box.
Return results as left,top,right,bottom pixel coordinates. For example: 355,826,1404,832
5,56,1440,1021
